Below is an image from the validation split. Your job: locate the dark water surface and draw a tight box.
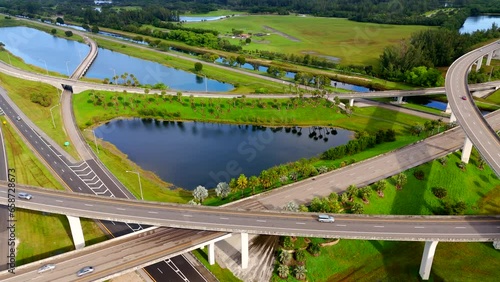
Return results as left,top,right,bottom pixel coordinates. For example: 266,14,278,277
95,119,353,190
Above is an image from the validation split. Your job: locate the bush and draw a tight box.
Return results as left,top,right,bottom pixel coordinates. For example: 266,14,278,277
307,243,321,256
413,169,425,180
30,93,52,107
282,236,293,249
432,187,447,198
64,30,73,37
294,249,306,264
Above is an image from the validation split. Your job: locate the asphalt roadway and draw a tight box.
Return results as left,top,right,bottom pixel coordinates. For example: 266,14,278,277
0,120,9,272
445,40,500,175
4,186,500,242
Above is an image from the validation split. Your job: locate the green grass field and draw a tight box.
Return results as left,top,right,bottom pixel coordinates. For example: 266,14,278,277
272,152,500,282
15,209,109,265
186,15,432,66
0,73,79,159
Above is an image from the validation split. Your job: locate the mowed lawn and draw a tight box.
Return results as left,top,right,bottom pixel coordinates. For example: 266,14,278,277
186,15,432,66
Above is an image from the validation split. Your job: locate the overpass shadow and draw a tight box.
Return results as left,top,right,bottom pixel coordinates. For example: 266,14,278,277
15,209,109,266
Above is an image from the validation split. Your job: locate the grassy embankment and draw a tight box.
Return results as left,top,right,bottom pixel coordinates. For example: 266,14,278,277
0,116,108,265
0,73,79,159
271,152,500,282
186,15,432,67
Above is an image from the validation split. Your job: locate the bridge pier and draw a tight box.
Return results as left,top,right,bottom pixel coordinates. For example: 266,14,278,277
486,51,493,66
207,242,215,265
66,215,85,250
476,55,483,71
461,137,473,164
449,112,456,123
241,232,249,269
445,103,452,114
349,99,354,107
396,96,404,104
419,240,439,280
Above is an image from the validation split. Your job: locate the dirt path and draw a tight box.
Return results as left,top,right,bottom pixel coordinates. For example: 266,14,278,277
263,25,301,42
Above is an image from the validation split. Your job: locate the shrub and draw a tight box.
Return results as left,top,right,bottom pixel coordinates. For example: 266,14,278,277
438,157,447,166
30,93,52,107
282,236,293,249
307,242,321,256
294,249,306,264
413,169,425,180
64,30,73,37
432,187,447,198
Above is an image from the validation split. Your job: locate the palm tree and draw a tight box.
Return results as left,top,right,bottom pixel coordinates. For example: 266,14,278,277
277,264,289,279
279,250,291,265
295,265,307,280
236,174,248,198
248,176,260,194
393,173,407,190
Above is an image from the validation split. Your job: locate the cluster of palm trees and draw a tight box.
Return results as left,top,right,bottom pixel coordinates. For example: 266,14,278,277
102,72,140,86
277,250,308,280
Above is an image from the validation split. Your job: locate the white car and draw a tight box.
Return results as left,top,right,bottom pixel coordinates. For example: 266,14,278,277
318,214,335,223
77,266,94,277
18,192,33,200
37,264,56,273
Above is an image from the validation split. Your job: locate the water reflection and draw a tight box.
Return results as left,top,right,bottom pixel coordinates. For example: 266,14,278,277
95,119,352,189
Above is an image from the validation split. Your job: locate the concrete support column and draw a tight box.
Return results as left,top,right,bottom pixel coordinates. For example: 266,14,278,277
445,103,452,114
349,99,354,107
461,136,473,164
207,242,215,265
241,232,249,269
66,215,85,250
476,55,483,71
486,51,493,66
419,241,439,280
396,96,404,104
449,112,456,123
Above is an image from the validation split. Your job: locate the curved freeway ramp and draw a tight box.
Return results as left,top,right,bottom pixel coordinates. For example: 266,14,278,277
446,41,500,176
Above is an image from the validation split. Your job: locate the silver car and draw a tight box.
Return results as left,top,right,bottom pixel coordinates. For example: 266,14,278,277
318,214,335,223
37,264,56,273
18,192,32,200
77,266,94,277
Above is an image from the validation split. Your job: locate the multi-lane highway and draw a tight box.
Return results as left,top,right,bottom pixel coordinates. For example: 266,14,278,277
446,41,500,175
2,184,500,242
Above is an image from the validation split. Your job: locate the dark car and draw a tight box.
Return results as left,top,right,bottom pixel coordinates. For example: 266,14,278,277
461,96,467,100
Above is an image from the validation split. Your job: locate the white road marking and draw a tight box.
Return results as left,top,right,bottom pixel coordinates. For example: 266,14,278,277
374,226,384,228
256,220,266,223
455,226,466,229
61,169,64,173
296,222,306,225
183,214,192,217
336,224,346,227
117,208,126,211
414,226,425,229
85,204,93,207
69,178,73,181
78,187,82,191
157,268,163,274
56,200,63,203
148,211,158,214
220,217,229,220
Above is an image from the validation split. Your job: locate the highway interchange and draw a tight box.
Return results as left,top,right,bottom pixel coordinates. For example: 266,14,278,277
0,18,498,281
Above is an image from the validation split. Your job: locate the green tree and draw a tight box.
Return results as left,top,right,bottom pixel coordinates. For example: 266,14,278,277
245,37,251,44
236,174,248,198
56,17,64,25
394,173,407,189
351,203,364,214
91,25,100,33
374,180,387,197
215,182,230,199
194,62,203,72
308,242,321,256
50,28,57,35
236,55,246,67
64,30,73,37
294,250,306,264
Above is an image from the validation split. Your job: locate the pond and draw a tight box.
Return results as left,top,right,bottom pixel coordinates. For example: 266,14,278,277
0,26,234,92
85,48,234,92
214,58,371,92
459,15,500,34
179,16,228,22
0,26,90,76
94,119,353,190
